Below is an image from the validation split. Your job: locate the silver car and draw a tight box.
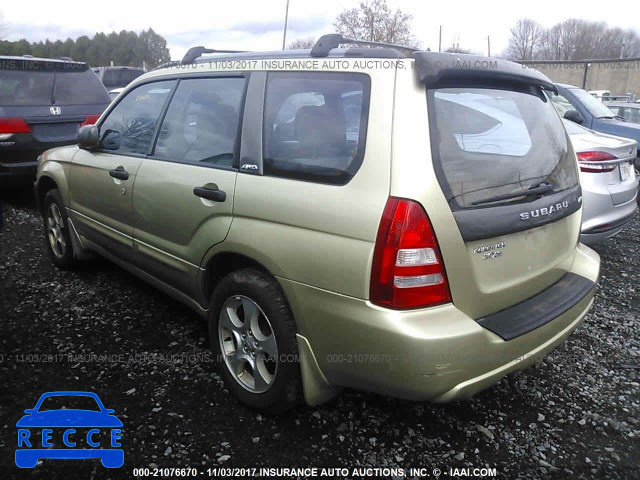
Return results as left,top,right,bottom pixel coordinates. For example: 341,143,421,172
606,102,640,125
564,119,639,244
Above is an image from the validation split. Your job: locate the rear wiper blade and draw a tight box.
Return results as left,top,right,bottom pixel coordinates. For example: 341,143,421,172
471,183,554,206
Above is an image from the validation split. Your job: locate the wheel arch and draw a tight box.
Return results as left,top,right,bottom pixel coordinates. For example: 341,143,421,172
35,157,71,211
201,250,340,408
35,175,59,213
201,251,274,306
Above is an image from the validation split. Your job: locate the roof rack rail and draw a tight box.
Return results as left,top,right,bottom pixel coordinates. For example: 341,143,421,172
57,56,73,61
181,46,249,64
310,33,419,58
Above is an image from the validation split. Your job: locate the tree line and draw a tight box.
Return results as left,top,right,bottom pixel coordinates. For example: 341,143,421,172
506,19,640,61
0,28,171,68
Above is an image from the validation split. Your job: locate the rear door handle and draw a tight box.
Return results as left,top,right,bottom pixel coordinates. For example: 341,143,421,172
109,167,129,180
193,186,226,202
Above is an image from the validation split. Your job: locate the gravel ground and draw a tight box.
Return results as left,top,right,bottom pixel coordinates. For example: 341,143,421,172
0,191,639,480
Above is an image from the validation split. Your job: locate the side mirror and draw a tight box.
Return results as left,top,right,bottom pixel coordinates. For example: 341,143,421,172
23,409,34,414
104,409,115,414
78,125,100,149
564,110,584,125
101,129,121,151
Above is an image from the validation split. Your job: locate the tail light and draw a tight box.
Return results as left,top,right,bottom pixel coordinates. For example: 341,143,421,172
370,198,451,309
80,115,101,127
577,151,616,173
0,117,31,134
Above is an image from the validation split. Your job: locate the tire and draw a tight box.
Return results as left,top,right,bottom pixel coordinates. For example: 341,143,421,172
209,268,302,413
42,189,77,270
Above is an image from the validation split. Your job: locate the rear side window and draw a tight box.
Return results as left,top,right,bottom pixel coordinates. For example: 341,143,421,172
429,87,578,208
99,80,175,155
0,64,109,106
263,72,370,185
154,77,246,168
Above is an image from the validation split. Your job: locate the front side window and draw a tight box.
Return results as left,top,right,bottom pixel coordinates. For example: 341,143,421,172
99,80,175,155
429,87,578,209
263,72,370,185
551,92,576,117
154,77,246,168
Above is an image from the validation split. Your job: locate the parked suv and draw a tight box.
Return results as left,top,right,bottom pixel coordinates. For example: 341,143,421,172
0,56,110,185
34,35,600,413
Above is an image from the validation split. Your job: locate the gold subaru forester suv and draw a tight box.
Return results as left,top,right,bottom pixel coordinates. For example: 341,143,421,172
34,34,600,413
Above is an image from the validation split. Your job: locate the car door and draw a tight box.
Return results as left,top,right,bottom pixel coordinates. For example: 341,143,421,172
130,76,246,295
69,80,176,257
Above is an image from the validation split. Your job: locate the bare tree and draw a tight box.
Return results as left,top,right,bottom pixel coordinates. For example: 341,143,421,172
506,19,544,60
287,38,316,50
334,0,418,47
515,18,640,60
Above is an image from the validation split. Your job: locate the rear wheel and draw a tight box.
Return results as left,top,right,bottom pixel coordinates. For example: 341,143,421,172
42,189,77,269
209,268,302,413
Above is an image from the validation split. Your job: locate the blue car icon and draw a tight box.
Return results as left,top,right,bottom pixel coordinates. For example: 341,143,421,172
16,391,123,468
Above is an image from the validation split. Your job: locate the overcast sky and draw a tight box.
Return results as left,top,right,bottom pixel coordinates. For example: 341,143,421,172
2,0,639,60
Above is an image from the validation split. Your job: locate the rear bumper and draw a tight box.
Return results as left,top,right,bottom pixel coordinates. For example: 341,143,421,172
581,178,638,245
0,135,76,184
0,160,38,184
281,244,600,405
580,211,636,245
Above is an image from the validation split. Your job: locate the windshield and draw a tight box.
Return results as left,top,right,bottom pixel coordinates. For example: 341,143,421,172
429,87,578,208
38,395,101,412
571,88,616,118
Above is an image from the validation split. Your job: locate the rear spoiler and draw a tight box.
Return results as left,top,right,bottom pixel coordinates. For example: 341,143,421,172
414,52,557,94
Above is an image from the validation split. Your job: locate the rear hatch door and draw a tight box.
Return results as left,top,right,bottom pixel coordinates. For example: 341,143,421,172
0,59,109,145
419,54,583,320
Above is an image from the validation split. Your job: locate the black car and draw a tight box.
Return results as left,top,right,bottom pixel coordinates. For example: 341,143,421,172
0,56,111,185
553,83,640,169
92,66,145,90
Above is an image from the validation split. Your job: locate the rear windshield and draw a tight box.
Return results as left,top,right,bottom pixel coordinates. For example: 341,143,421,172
428,87,578,209
101,69,144,89
0,67,109,106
